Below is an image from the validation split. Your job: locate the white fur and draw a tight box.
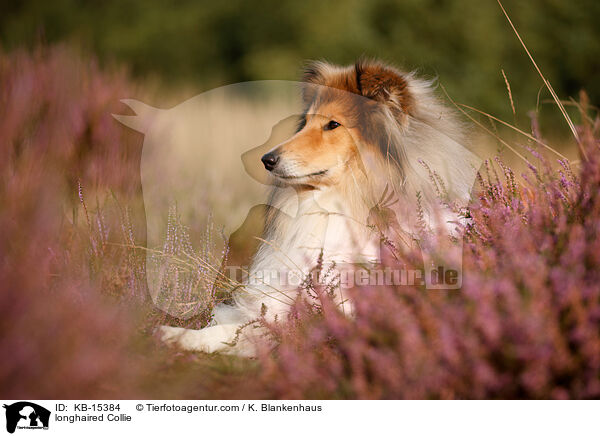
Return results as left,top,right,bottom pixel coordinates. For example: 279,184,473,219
159,63,480,356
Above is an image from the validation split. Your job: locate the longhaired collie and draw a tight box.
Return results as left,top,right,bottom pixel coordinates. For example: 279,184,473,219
160,59,479,356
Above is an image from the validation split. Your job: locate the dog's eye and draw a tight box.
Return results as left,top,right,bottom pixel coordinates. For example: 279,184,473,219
324,120,341,131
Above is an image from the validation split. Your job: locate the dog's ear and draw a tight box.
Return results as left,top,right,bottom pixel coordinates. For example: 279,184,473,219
300,61,328,107
302,61,326,85
355,60,413,122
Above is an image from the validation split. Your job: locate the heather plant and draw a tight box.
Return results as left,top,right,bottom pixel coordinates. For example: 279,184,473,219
0,45,147,398
254,108,600,399
149,204,230,327
0,46,257,398
2,44,599,400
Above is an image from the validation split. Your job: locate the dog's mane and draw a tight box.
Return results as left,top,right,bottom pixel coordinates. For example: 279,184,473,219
160,59,480,356
262,59,476,243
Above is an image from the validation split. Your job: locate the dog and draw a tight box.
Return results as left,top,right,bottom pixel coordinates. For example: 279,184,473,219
159,59,479,356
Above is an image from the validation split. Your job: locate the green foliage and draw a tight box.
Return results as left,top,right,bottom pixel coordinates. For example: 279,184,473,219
1,0,598,119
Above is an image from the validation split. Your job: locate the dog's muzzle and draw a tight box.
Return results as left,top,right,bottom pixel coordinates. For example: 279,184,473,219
261,152,280,171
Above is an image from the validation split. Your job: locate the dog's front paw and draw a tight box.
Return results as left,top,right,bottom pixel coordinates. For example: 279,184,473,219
156,324,253,356
157,325,186,345
156,325,219,353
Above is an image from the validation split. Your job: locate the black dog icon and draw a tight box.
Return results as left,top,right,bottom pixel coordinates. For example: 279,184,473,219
3,402,50,434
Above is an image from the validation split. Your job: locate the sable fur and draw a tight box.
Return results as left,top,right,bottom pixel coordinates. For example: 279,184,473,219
160,59,478,356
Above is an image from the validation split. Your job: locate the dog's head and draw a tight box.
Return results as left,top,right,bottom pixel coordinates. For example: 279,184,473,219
261,59,415,189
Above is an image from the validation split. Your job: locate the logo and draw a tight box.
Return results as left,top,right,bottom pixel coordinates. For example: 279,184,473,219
3,402,50,434
112,81,480,319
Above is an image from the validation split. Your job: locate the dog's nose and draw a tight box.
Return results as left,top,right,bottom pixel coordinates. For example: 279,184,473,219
261,152,279,171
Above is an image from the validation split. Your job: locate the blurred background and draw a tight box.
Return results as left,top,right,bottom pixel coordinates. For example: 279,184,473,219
1,0,599,399
1,0,598,127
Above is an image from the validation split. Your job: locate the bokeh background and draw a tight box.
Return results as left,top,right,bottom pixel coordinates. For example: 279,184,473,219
1,0,599,399
1,0,598,125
